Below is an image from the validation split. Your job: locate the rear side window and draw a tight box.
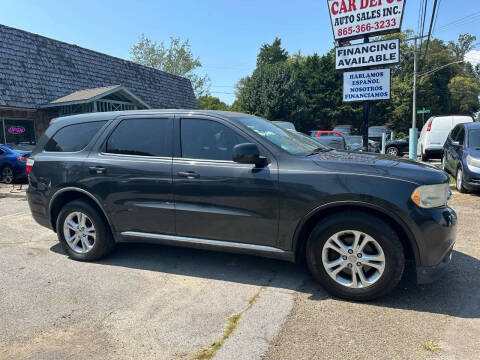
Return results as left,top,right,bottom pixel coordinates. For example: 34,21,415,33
106,118,172,157
45,121,106,152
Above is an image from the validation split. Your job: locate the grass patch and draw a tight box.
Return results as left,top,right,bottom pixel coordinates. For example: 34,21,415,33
422,341,441,352
248,292,260,306
193,313,242,360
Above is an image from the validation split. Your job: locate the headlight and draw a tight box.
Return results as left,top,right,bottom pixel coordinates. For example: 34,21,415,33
411,183,449,208
466,155,480,168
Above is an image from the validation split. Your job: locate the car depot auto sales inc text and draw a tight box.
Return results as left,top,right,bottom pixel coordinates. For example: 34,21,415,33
329,0,404,39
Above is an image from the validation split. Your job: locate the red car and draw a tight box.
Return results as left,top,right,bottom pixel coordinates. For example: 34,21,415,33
312,130,344,137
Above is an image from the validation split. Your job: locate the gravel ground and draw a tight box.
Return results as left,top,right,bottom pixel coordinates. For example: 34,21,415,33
0,196,305,360
0,189,478,359
265,191,480,360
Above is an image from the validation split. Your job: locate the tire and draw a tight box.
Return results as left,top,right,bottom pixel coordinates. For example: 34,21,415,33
56,200,115,261
419,148,429,162
456,166,467,193
441,153,448,173
1,165,14,184
386,146,399,157
305,212,405,301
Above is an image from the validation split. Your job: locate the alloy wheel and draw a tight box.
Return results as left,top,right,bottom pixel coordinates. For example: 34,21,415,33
2,166,13,184
386,147,398,156
321,230,385,289
63,211,96,253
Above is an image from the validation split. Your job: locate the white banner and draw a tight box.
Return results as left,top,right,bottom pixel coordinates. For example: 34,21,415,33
336,39,399,70
327,0,405,41
343,68,390,102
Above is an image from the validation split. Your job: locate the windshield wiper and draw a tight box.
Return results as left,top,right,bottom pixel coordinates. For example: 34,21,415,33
307,147,333,156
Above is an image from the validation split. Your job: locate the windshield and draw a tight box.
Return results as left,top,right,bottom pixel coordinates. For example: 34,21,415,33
369,127,387,135
468,129,480,149
274,121,296,131
344,136,363,146
236,116,328,155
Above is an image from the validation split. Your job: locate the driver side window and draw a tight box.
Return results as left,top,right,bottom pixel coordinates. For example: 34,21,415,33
180,118,248,161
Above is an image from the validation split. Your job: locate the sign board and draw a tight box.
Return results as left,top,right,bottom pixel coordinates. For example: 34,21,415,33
417,109,430,114
7,126,25,134
327,0,406,41
336,38,399,70
343,68,390,102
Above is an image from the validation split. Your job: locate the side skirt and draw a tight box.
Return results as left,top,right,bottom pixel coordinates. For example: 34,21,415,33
118,231,295,262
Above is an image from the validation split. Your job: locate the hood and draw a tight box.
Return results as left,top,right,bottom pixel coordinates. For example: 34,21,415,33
310,150,448,185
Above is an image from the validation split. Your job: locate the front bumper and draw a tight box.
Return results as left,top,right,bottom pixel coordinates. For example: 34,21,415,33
409,205,457,283
416,249,453,284
464,165,480,191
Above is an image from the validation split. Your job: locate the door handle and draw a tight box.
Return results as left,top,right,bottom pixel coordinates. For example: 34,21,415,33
89,166,106,174
177,171,200,179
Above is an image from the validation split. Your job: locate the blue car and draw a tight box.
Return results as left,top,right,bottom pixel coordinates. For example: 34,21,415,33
0,144,33,184
442,122,480,192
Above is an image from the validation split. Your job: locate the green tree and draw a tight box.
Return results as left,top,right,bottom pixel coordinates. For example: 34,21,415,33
256,37,289,67
237,62,304,122
197,96,230,110
130,34,210,97
448,76,480,114
290,51,361,131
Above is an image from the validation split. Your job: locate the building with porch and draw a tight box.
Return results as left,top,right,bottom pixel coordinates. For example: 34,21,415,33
0,24,198,145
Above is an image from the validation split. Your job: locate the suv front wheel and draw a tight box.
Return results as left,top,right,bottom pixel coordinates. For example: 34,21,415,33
306,212,405,301
57,200,115,261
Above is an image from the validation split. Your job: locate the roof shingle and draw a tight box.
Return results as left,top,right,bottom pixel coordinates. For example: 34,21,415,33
0,24,198,109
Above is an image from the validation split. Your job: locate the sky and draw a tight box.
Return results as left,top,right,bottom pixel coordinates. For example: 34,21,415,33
1,0,479,105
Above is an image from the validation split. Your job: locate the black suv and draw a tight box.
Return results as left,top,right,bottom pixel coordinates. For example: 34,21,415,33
27,110,457,301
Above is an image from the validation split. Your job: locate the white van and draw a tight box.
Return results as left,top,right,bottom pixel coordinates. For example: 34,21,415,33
417,115,474,160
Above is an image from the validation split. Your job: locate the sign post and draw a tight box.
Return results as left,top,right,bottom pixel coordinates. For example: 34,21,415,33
417,108,430,126
326,0,405,152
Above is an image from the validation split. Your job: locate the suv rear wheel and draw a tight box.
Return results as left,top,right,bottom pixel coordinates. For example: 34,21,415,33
306,212,404,301
57,200,115,261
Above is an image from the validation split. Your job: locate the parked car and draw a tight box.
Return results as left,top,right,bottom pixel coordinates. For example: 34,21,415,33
442,122,480,193
344,136,380,153
273,121,296,131
418,115,474,161
385,137,410,157
333,124,353,135
368,126,391,143
311,130,343,138
27,110,456,301
0,144,32,183
312,135,346,150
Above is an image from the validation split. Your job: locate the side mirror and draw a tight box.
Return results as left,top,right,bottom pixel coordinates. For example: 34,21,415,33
232,143,267,166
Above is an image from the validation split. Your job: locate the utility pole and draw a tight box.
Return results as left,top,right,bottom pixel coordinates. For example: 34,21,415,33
362,35,369,152
409,37,419,160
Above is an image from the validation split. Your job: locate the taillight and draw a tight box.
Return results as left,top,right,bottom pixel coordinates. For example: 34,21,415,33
26,158,34,176
426,121,432,132
316,131,321,137
17,156,27,162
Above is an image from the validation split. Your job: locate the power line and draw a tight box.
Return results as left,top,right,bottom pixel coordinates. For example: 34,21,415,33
422,0,439,65
432,0,442,33
420,0,429,54
433,11,480,33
